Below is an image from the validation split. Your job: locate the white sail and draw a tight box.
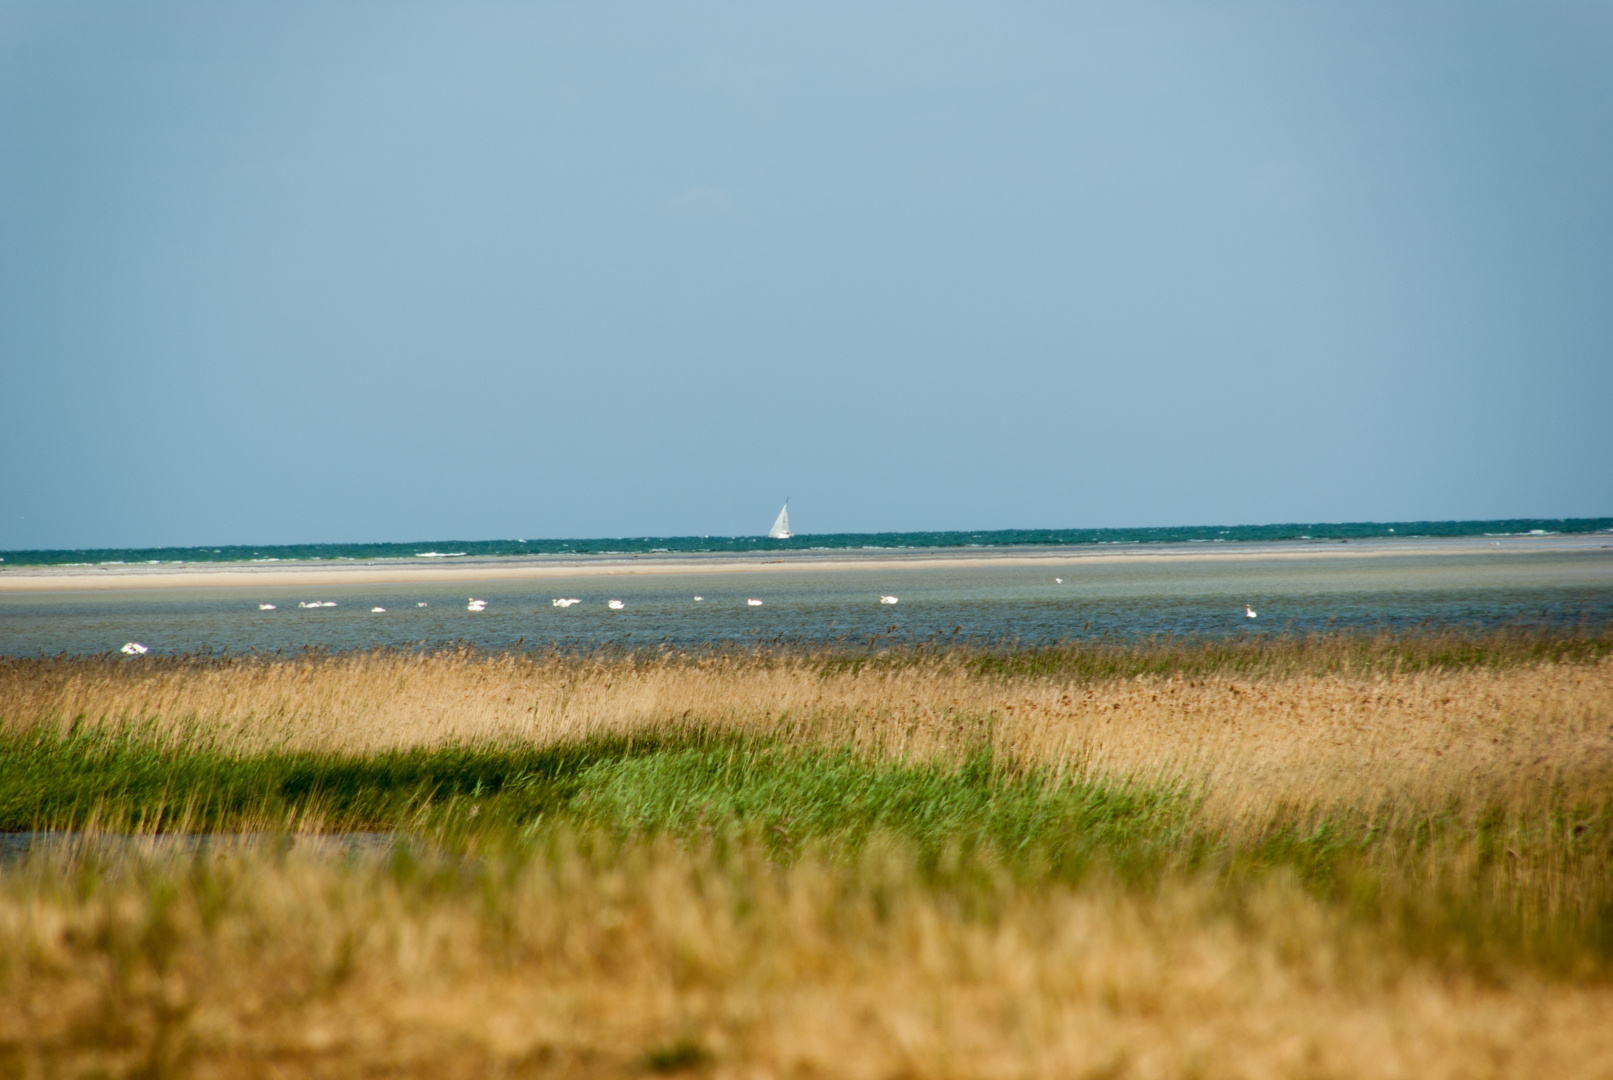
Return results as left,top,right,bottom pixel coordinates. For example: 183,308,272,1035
768,501,792,539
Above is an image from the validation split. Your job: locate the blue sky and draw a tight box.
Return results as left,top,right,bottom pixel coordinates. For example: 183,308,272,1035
2,1,1610,548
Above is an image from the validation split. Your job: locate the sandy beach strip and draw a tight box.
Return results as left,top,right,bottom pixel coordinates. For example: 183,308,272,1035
1,535,1606,593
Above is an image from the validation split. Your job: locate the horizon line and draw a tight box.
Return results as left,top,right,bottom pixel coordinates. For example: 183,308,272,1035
4,515,1612,559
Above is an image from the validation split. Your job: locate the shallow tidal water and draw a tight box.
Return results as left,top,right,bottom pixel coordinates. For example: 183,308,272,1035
0,831,399,865
3,545,1611,657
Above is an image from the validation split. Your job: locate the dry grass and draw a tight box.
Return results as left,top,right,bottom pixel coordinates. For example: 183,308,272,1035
6,642,1611,821
3,839,1613,1080
2,638,1612,1078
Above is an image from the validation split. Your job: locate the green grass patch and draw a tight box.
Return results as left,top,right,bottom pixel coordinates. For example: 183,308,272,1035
0,725,1189,881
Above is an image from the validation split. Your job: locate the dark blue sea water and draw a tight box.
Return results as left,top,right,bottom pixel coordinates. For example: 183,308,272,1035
3,518,1609,568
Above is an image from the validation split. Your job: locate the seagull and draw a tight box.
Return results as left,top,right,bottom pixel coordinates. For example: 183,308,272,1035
747,598,764,607
467,598,488,612
552,598,581,608
608,599,625,610
879,595,899,605
1055,578,1063,584
417,602,428,607
258,603,276,610
371,607,386,613
693,596,703,602
1245,605,1258,618
120,642,149,655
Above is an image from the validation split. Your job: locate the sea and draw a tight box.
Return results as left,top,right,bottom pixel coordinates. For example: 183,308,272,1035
5,518,1610,567
2,519,1611,657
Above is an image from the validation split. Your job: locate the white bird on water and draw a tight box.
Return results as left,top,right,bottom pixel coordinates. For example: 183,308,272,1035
693,596,703,602
371,607,386,613
417,602,428,607
747,598,764,607
467,598,487,612
121,642,149,655
259,603,276,610
879,595,899,605
608,599,625,610
1245,605,1258,618
552,598,581,608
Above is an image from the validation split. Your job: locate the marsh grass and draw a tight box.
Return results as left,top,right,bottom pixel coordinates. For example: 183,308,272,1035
3,725,1608,975
0,727,1192,879
4,825,1613,1079
2,631,1612,1077
948,623,1613,680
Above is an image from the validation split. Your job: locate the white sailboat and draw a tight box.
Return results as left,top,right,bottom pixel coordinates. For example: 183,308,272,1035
768,500,793,539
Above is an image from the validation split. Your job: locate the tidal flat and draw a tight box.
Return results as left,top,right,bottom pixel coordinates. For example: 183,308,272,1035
2,632,1611,1078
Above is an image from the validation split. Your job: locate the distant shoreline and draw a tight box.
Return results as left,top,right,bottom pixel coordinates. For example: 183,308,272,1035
2,534,1607,593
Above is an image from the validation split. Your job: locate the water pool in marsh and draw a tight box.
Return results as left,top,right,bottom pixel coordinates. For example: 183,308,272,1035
0,831,400,865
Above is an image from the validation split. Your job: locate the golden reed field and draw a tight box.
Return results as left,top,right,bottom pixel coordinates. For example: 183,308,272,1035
1,638,1611,1079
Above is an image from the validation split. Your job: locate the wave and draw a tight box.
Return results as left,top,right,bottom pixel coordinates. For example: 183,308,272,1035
3,518,1610,568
